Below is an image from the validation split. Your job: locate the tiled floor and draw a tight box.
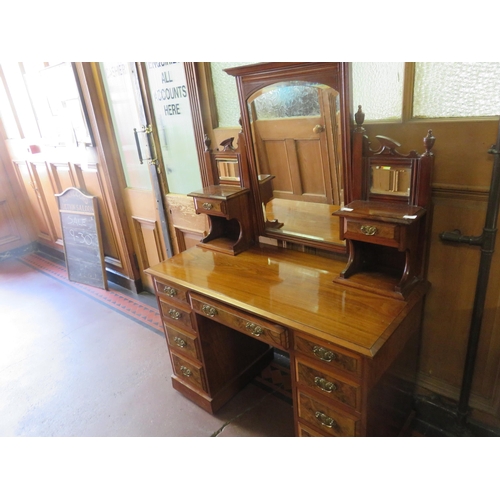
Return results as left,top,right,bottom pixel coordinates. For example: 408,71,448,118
0,254,295,437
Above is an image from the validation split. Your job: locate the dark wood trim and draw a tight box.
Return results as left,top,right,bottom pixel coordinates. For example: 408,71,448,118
184,63,210,188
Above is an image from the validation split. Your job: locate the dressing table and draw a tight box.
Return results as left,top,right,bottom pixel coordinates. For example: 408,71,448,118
147,63,434,436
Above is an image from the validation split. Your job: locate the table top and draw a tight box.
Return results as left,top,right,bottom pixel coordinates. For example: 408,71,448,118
147,245,427,357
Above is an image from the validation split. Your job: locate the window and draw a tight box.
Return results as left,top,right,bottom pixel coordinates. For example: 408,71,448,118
209,62,500,127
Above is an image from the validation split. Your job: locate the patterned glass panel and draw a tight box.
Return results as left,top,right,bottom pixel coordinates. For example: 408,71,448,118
252,82,320,120
352,62,405,121
211,62,255,127
413,62,500,118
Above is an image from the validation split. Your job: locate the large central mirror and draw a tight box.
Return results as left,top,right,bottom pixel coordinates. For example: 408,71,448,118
225,63,352,253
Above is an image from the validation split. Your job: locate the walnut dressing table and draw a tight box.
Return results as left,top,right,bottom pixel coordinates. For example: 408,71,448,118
147,244,427,437
146,63,433,436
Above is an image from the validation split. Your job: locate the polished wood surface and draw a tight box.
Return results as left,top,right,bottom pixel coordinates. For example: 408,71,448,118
147,245,426,357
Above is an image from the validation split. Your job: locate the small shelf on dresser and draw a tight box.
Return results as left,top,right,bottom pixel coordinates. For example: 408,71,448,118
333,200,427,300
188,184,253,255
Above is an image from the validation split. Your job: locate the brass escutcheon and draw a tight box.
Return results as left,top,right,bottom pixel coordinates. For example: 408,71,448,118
314,376,337,393
163,285,177,297
245,322,263,336
180,365,192,377
312,346,336,362
201,304,217,317
168,309,181,320
315,411,336,428
360,225,378,236
202,202,213,210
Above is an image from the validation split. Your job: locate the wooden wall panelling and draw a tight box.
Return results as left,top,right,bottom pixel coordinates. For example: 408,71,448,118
0,157,34,252
165,193,208,254
12,161,55,244
419,188,500,415
0,198,21,249
131,216,164,272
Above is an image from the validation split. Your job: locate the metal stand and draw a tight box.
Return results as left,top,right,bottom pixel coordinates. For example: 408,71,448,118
440,119,500,429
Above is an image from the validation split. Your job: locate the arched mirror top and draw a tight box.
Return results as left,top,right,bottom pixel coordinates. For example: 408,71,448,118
225,62,352,253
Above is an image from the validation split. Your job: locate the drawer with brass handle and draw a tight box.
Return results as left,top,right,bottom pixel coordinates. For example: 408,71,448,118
190,294,288,349
192,196,226,216
164,324,201,362
154,278,190,304
297,392,360,437
295,358,361,410
159,297,195,333
294,333,361,376
343,219,401,248
171,352,206,392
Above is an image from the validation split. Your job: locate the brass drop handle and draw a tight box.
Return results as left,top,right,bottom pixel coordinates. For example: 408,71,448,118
163,285,177,297
313,124,325,133
168,309,181,320
315,411,337,428
313,346,337,362
360,225,378,236
173,336,187,348
180,365,192,377
202,202,213,210
201,304,218,317
314,376,337,393
245,322,263,337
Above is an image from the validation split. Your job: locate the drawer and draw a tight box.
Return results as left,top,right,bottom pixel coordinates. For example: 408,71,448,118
344,219,400,248
171,352,206,392
297,392,360,437
295,358,361,410
294,333,361,376
190,294,288,349
297,422,329,437
159,298,195,333
154,278,190,305
193,197,226,217
165,324,201,362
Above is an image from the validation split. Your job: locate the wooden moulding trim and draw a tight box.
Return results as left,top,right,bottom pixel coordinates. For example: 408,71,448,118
432,183,490,195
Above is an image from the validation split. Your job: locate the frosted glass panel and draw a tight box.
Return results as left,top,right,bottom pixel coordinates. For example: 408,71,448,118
100,62,152,190
211,62,254,127
352,62,404,121
146,62,202,194
413,62,500,118
253,82,320,120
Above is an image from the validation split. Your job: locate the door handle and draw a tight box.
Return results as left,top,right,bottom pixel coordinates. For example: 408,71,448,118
133,124,156,164
313,124,325,133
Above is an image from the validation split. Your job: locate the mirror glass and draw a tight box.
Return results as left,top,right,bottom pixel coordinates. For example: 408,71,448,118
216,158,240,184
370,164,412,198
247,81,345,247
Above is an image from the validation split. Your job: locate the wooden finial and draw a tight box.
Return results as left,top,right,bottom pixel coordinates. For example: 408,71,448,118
423,129,435,156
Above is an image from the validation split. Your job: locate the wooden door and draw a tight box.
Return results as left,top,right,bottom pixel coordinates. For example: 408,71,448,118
0,62,140,291
99,62,170,293
250,86,341,205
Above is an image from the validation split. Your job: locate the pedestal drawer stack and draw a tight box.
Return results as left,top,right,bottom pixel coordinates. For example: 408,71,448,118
293,331,364,437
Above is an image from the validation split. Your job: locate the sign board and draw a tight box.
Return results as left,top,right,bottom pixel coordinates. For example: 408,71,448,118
55,187,108,290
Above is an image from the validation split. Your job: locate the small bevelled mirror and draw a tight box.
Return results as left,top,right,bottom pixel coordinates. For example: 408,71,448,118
216,158,240,184
370,164,412,198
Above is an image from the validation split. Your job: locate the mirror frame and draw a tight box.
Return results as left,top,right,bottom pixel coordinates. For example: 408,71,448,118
224,62,352,253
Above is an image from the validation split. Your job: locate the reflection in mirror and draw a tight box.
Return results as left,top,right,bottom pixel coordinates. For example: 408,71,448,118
247,81,345,246
370,164,412,198
216,159,240,184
